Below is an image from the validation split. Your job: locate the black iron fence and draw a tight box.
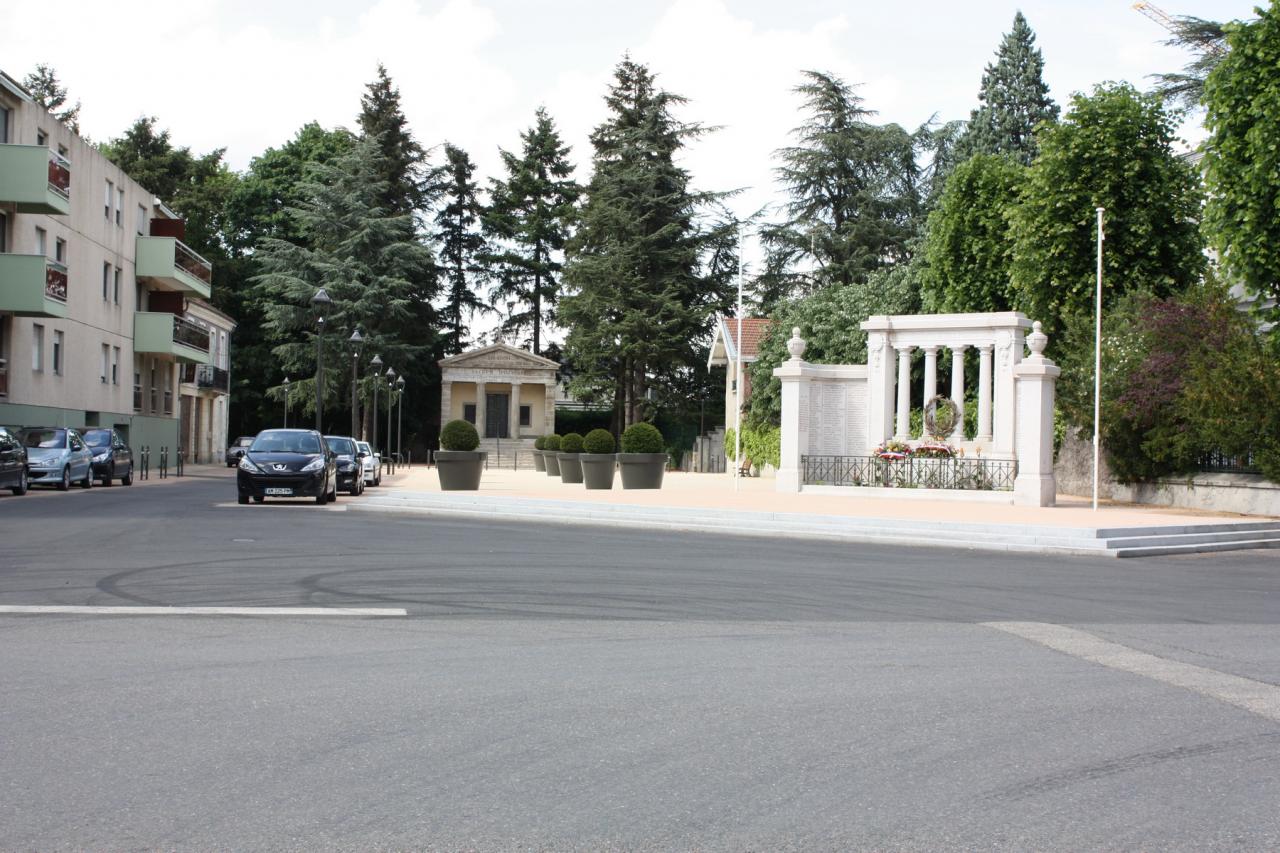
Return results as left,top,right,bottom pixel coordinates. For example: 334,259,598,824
1197,449,1261,475
802,454,1018,491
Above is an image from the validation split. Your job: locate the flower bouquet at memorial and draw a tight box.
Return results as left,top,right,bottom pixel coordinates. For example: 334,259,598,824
913,442,957,459
874,440,913,460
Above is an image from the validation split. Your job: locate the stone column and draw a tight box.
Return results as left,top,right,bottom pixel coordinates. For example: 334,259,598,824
773,328,811,493
894,346,913,441
921,345,938,438
977,344,994,443
439,381,452,433
476,382,487,437
508,382,522,439
864,332,896,452
949,346,967,443
544,382,556,435
1013,322,1060,507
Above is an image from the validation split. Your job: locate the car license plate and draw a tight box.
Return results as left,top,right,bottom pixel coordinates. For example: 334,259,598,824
265,487,293,496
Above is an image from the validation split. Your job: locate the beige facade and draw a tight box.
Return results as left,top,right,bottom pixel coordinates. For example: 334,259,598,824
0,70,219,453
438,344,560,441
179,300,236,463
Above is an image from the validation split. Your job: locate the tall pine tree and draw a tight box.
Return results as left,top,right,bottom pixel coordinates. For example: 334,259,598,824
357,64,427,215
482,108,580,355
957,12,1059,164
23,64,81,132
434,143,492,354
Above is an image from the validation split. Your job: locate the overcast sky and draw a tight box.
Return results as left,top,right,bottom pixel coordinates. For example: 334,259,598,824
2,0,1255,224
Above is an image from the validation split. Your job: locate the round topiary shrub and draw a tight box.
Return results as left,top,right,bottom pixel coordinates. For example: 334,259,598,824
534,435,546,451
440,419,479,452
560,432,584,453
620,422,663,454
543,433,562,452
583,428,616,455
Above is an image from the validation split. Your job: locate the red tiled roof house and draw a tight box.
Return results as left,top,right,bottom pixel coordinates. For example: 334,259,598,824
706,315,771,432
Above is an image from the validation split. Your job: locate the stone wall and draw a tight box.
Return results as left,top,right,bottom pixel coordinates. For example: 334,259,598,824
1056,432,1280,517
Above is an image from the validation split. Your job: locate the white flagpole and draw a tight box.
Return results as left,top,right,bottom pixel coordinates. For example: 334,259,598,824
1093,207,1105,511
734,222,744,492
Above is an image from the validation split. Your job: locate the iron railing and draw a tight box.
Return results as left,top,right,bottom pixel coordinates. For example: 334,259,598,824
1197,450,1261,475
45,259,68,302
802,454,1018,491
196,364,229,392
174,239,213,285
47,150,70,199
172,314,210,351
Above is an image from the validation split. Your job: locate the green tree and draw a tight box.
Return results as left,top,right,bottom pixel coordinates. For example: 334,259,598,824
1151,15,1229,110
22,64,81,132
956,11,1059,165
482,107,580,355
1203,1,1280,322
758,70,922,307
434,143,493,355
357,64,427,215
254,136,440,430
1008,83,1204,335
920,154,1026,313
560,58,729,430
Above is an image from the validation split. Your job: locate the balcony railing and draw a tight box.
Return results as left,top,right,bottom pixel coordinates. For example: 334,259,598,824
47,150,70,200
196,364,230,392
45,259,68,303
172,315,210,352
174,240,213,286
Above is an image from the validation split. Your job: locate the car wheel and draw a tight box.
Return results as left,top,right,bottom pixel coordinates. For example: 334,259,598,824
253,495,265,503
58,466,70,491
80,466,93,489
122,466,133,486
101,464,114,486
11,468,27,496
237,494,249,505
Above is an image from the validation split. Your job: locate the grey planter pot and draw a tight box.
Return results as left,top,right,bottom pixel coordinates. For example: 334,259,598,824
617,452,666,489
558,453,583,483
581,454,616,490
544,451,562,476
436,450,487,491
532,449,546,472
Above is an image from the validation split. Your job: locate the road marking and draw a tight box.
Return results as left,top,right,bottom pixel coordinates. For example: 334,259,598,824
0,605,407,617
983,621,1280,724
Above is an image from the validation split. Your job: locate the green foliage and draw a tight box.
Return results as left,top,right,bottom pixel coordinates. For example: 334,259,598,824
560,432,584,453
434,143,494,354
357,64,428,215
620,422,664,454
583,428,616,455
1203,3,1280,324
758,71,924,306
1152,16,1230,110
921,154,1025,313
543,433,562,452
724,426,781,469
534,435,546,451
482,108,580,354
22,64,80,132
955,12,1059,165
746,267,919,428
553,408,612,438
1008,83,1204,336
439,419,479,451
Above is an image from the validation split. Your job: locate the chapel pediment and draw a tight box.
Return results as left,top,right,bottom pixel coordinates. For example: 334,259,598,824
438,343,560,372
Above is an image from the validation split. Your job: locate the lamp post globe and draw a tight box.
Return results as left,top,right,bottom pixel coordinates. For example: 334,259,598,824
310,288,332,432
348,328,363,438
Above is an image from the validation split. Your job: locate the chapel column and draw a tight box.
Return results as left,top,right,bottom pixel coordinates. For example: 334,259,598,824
543,382,556,435
921,345,938,437
509,381,522,439
439,381,452,435
977,344,994,443
894,346,913,441
949,346,967,443
476,381,487,438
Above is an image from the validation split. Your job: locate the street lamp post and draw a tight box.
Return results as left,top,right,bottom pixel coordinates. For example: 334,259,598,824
348,329,363,438
370,354,383,455
310,288,332,432
283,376,290,428
395,375,405,465
385,367,397,473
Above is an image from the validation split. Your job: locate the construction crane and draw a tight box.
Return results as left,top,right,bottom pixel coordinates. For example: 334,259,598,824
1133,1,1228,55
1133,1,1178,34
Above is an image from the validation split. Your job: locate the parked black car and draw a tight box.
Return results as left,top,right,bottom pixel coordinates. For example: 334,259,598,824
324,435,365,496
0,426,28,495
81,428,134,486
236,429,337,505
225,435,254,467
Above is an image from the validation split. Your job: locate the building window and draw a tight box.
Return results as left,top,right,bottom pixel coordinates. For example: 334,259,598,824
0,211,7,252
137,204,147,236
58,143,68,158
52,330,64,376
36,226,47,257
101,344,110,384
103,262,110,301
116,188,124,226
463,403,476,424
163,364,173,414
133,371,142,411
112,347,120,385
149,363,157,413
37,129,47,146
113,267,121,304
32,324,44,372
105,180,113,219
55,237,66,263
519,405,531,427
0,106,9,143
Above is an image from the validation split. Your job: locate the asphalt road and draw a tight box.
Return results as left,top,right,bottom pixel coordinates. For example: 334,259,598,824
1,471,1279,850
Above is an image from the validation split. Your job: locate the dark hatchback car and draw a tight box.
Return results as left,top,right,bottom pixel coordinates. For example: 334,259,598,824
324,435,365,496
0,426,29,495
81,428,134,486
236,428,337,505
225,435,254,467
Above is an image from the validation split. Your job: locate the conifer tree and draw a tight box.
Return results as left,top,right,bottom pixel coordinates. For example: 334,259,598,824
482,108,580,355
957,12,1059,164
357,63,426,215
23,64,80,132
434,143,493,354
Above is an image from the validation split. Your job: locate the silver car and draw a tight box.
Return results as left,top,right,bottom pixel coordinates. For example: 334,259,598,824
356,440,381,486
20,427,94,491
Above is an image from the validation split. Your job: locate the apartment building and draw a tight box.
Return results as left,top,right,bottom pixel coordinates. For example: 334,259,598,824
179,299,236,463
0,70,228,456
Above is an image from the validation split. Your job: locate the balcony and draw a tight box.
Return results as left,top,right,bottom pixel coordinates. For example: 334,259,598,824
0,144,71,215
0,358,8,398
196,364,230,393
135,236,212,299
134,312,211,364
0,254,69,318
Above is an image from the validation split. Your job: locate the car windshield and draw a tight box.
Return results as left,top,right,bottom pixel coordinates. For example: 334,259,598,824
325,436,356,456
357,442,371,454
250,431,322,454
83,430,112,447
22,429,66,449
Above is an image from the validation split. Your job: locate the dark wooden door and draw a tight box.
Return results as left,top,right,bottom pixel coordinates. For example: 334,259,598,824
485,393,509,438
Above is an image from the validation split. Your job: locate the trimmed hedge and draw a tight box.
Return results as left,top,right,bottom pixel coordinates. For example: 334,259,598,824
534,435,546,451
583,428,615,454
543,433,562,452
560,432,584,453
440,419,479,452
621,422,664,454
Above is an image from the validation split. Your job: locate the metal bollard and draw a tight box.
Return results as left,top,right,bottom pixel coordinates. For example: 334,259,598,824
176,446,184,477
159,446,168,479
140,446,149,480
